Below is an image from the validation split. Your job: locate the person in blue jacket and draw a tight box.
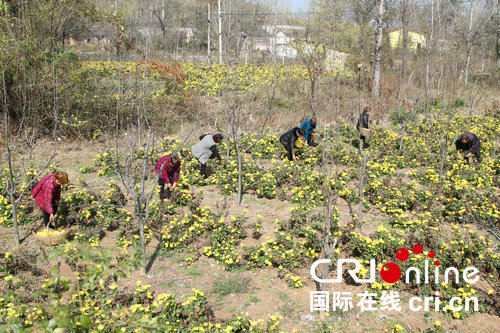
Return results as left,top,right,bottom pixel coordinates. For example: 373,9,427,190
300,117,317,146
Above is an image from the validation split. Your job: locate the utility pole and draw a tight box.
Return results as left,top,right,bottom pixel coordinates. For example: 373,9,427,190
208,3,211,63
218,0,223,63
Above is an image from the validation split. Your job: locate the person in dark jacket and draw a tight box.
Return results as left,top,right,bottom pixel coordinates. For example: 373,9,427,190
279,127,305,161
455,132,481,164
300,118,317,146
192,133,224,178
155,155,181,200
356,106,371,142
31,171,69,226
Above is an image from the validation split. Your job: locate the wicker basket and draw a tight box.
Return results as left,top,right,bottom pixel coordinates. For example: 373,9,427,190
33,227,71,246
359,128,372,138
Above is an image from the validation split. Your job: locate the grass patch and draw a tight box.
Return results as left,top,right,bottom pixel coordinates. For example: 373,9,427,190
181,266,203,277
156,280,177,289
212,275,250,296
277,290,289,302
244,294,261,306
244,197,267,205
279,299,301,317
160,248,191,262
260,273,275,289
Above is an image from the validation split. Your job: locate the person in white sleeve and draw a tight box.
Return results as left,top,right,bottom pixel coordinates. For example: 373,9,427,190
192,133,225,179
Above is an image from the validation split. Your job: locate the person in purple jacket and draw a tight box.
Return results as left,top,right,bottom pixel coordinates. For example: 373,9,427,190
455,132,481,164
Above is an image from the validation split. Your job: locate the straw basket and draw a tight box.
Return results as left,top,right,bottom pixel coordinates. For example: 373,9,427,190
359,128,372,138
33,227,71,246
311,132,321,140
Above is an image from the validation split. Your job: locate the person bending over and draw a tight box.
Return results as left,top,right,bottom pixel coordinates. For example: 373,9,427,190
300,117,317,146
279,127,305,161
155,154,181,200
455,132,481,164
192,133,224,178
31,171,69,227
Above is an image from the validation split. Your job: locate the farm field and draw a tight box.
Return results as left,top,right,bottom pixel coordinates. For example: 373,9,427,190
2,1,500,331
1,109,499,332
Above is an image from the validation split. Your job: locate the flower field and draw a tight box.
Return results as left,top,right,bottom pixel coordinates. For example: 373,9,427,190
0,110,499,332
79,61,350,98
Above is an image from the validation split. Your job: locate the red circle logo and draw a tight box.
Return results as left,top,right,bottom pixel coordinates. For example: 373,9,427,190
380,263,402,283
412,244,423,254
396,248,410,261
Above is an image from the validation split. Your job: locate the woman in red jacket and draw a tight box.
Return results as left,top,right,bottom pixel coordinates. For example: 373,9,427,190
155,155,181,201
31,171,69,226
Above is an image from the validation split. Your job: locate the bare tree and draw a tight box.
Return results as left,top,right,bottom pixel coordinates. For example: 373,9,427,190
425,93,459,183
372,0,385,99
2,70,58,245
314,122,338,318
315,195,338,315
151,0,167,39
425,0,435,94
398,96,420,154
357,141,372,222
226,75,277,206
445,0,496,84
400,0,410,82
111,33,201,273
295,41,327,117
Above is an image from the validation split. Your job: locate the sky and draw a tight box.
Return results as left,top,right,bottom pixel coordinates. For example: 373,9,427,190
286,0,310,12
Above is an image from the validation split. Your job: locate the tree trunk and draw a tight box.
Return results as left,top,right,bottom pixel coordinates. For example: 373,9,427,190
6,144,20,245
496,0,500,63
237,152,243,206
321,197,336,293
425,0,434,94
401,0,409,80
315,197,337,319
358,143,369,222
310,78,316,103
217,0,223,63
464,0,474,84
439,147,446,182
399,123,406,153
372,0,385,99
137,202,147,275
208,3,211,62
8,178,20,246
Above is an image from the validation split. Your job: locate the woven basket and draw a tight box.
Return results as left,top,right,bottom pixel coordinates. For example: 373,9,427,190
359,128,372,138
33,227,71,246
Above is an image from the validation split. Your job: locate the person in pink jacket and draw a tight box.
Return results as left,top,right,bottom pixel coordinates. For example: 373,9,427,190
31,171,69,226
